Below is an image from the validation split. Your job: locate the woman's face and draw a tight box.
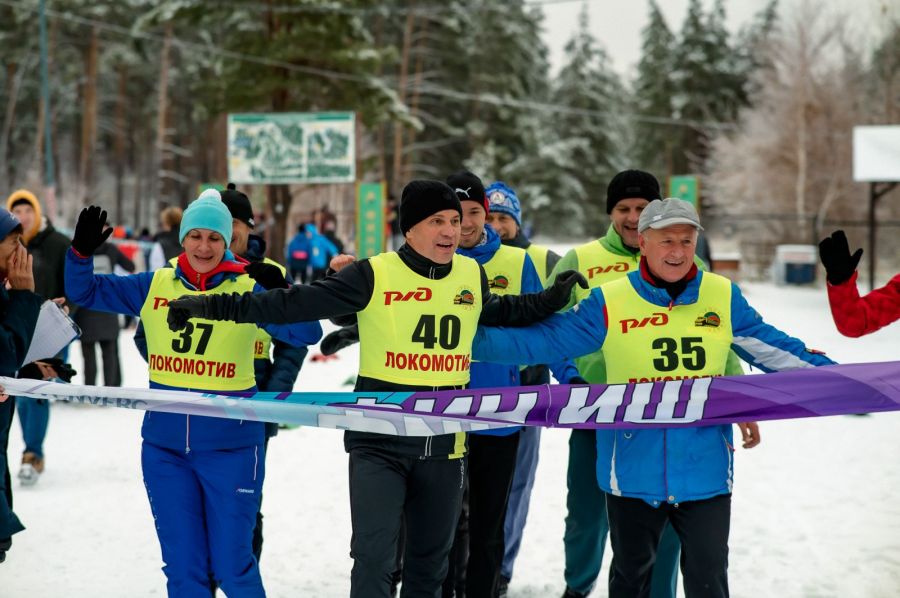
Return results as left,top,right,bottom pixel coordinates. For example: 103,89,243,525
182,229,226,274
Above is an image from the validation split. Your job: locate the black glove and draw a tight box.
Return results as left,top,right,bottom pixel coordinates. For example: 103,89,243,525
39,357,77,382
72,206,113,256
167,296,209,331
568,376,588,385
17,359,76,382
818,230,863,285
320,325,360,355
541,270,589,312
245,261,290,290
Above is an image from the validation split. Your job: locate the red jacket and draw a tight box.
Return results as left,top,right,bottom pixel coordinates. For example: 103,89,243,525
826,271,900,337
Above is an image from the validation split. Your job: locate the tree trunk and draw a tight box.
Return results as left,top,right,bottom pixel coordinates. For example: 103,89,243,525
391,1,416,194
404,17,428,182
266,0,290,263
1,61,25,184
114,64,127,224
156,22,173,214
267,185,291,263
374,12,387,185
79,26,99,206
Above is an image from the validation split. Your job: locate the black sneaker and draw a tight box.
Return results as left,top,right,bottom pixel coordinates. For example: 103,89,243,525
498,576,510,597
562,587,589,598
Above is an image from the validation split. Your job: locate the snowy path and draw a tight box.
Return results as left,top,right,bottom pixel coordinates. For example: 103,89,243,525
1,281,899,597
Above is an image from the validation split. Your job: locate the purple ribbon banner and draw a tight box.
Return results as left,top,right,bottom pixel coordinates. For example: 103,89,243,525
1,362,898,436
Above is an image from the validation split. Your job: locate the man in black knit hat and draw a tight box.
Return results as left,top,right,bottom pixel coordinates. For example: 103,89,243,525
166,179,589,598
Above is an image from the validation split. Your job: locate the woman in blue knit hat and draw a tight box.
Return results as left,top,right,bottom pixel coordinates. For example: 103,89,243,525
64,190,322,597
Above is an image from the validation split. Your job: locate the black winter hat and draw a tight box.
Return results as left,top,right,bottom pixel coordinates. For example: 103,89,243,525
446,170,488,213
606,169,661,214
221,183,255,228
399,180,462,235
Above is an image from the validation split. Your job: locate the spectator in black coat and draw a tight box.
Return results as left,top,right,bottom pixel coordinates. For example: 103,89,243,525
73,242,136,386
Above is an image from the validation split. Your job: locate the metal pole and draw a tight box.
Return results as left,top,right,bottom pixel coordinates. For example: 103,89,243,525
868,181,899,292
868,182,876,292
39,0,56,217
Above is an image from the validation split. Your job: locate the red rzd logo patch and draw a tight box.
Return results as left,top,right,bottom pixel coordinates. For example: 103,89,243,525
384,287,433,305
619,312,668,334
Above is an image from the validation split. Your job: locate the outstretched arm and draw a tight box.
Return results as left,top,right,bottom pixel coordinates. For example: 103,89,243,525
479,267,589,327
168,260,374,329
474,288,607,366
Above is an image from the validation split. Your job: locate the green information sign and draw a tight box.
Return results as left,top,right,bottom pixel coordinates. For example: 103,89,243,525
356,182,386,259
228,112,355,184
668,175,700,208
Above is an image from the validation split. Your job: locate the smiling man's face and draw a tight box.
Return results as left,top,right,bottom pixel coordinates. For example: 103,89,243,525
611,197,650,249
639,224,698,283
404,209,461,264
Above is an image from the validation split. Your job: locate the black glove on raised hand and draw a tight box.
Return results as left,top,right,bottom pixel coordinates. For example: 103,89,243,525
541,270,589,312
320,325,360,356
167,296,209,331
72,206,113,256
818,230,863,285
245,261,290,290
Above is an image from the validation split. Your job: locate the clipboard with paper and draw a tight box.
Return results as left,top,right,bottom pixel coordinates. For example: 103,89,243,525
23,300,81,364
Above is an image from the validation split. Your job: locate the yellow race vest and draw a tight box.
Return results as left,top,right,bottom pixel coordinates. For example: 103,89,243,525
602,273,733,384
573,241,640,301
484,245,527,296
569,241,641,382
140,269,258,390
525,244,550,285
252,258,287,360
358,252,482,386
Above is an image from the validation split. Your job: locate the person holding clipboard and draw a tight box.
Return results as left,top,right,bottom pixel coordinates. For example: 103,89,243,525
0,208,74,563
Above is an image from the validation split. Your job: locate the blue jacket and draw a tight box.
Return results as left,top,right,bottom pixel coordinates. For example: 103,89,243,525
459,226,578,436
65,249,322,451
286,230,311,268
306,224,339,270
473,269,835,503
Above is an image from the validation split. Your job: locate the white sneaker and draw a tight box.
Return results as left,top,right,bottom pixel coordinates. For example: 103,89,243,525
18,463,38,486
18,452,43,486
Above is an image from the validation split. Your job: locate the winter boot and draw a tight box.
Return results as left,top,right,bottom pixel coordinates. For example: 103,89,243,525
19,452,44,486
561,587,590,598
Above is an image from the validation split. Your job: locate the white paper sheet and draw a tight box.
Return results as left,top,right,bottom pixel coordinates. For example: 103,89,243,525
22,300,81,364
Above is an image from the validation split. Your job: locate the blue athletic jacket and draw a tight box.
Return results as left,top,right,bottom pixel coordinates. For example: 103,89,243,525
65,249,322,451
473,268,835,503
459,226,578,436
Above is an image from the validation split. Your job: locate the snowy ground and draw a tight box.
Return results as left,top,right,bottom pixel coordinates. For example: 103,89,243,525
1,274,899,597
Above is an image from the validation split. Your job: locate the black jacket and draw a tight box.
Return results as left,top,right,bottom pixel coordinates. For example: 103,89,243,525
198,244,563,457
27,222,70,302
153,229,181,263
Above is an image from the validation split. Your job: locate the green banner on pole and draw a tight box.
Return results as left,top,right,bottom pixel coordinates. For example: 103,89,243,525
668,175,700,208
357,182,386,259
